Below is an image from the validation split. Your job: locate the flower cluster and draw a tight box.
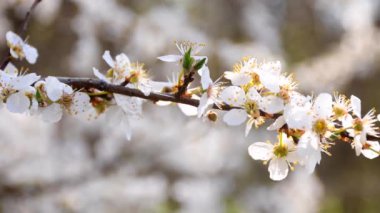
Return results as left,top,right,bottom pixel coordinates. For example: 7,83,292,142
1,32,92,123
2,31,380,181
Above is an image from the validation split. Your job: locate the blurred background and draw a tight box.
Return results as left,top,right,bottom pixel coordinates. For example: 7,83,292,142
0,0,380,212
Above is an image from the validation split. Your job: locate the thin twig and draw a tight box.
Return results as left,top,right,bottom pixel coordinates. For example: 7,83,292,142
176,69,195,99
57,77,235,111
0,0,43,70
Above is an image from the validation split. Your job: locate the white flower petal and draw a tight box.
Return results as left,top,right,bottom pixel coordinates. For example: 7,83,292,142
314,93,332,119
247,88,261,102
102,50,115,67
41,103,63,123
138,81,152,96
350,95,361,117
304,149,321,174
197,93,214,118
224,71,251,86
353,135,363,156
256,70,280,93
245,118,254,136
342,114,353,129
267,115,286,130
223,109,247,126
259,95,284,114
200,66,212,89
157,55,182,62
220,86,246,106
6,31,22,45
63,84,73,95
284,105,312,130
362,141,380,159
23,44,38,64
178,103,197,116
11,73,40,90
286,151,300,163
106,106,124,124
93,68,109,82
297,131,321,174
115,53,130,68
69,92,91,116
268,158,289,181
3,63,18,76
114,94,142,115
9,49,18,59
6,92,30,113
29,97,39,115
0,72,13,87
248,142,273,161
45,76,64,101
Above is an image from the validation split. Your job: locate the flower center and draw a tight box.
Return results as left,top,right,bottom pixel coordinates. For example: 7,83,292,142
61,94,73,108
273,143,288,158
11,45,25,58
1,88,12,99
279,89,290,102
353,118,364,132
244,101,259,116
333,105,346,118
251,73,260,85
313,118,328,135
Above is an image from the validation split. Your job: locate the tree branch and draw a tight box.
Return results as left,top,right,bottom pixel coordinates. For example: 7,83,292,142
57,76,379,142
0,0,42,70
57,77,234,110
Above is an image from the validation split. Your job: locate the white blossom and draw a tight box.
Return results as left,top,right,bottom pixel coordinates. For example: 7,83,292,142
248,132,299,181
342,95,379,158
110,94,144,140
6,31,38,64
0,63,40,113
197,66,222,118
296,93,333,173
38,77,91,123
94,51,151,96
157,41,206,63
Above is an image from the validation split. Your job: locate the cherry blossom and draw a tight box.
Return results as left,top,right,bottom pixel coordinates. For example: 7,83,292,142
94,51,152,96
248,132,299,181
224,57,257,86
6,31,38,64
157,41,207,63
36,77,91,123
342,95,379,158
197,66,222,117
0,63,40,113
296,93,333,173
110,94,144,140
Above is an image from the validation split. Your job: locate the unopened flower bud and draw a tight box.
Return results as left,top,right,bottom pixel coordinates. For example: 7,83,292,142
207,110,218,122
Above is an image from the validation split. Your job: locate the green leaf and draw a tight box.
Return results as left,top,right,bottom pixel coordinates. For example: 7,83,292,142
182,48,193,70
193,58,206,70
